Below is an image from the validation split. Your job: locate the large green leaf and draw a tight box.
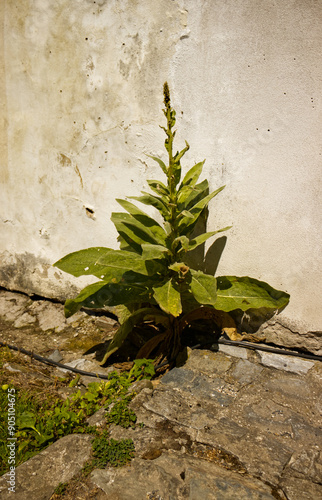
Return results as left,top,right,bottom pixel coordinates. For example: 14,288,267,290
190,270,217,305
64,281,111,317
115,199,167,243
115,222,144,254
188,227,232,251
95,249,151,277
64,279,152,318
215,276,290,312
55,247,147,282
54,247,115,278
55,247,158,282
141,243,170,260
153,279,182,317
100,306,164,365
111,212,161,246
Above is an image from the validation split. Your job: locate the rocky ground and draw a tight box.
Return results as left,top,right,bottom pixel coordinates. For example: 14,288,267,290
0,288,321,499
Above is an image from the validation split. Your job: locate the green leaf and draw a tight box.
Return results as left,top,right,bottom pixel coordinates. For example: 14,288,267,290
179,160,205,189
115,223,144,254
115,199,167,243
96,249,150,276
54,247,150,282
54,247,116,278
146,154,168,175
111,212,162,246
17,412,41,435
188,227,232,251
177,179,209,210
190,270,217,305
178,185,225,234
114,304,133,325
128,193,169,219
146,179,170,198
141,243,170,260
215,276,290,312
64,279,153,318
177,185,194,205
172,141,190,186
153,279,182,316
171,235,190,253
64,281,109,317
178,210,194,219
100,307,163,364
174,141,190,164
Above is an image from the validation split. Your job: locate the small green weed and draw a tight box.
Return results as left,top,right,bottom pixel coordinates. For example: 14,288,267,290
105,396,137,429
91,431,135,468
0,357,154,476
54,482,68,495
128,358,155,381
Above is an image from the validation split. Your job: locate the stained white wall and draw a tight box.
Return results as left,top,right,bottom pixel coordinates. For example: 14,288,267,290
0,0,321,336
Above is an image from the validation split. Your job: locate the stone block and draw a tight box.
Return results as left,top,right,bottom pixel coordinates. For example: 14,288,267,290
218,343,248,359
0,434,93,500
259,351,314,374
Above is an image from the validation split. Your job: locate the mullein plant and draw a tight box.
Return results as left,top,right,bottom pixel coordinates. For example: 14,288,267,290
54,83,289,368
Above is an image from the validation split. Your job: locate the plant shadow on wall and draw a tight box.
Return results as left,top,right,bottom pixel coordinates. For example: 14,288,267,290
54,83,290,373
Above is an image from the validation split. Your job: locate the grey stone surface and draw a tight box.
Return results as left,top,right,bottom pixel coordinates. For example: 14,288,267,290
259,319,322,356
0,291,32,322
129,378,154,394
0,434,93,500
33,301,68,332
90,457,182,500
87,407,107,427
161,368,235,406
13,312,36,328
218,343,248,359
139,351,322,491
0,290,321,499
184,350,234,376
259,351,315,374
279,476,322,500
90,451,276,500
229,358,263,385
48,349,63,362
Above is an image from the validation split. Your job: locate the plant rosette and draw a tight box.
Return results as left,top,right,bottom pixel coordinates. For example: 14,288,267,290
54,83,290,369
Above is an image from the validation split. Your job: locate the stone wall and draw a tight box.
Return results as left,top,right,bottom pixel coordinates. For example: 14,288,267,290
0,1,321,337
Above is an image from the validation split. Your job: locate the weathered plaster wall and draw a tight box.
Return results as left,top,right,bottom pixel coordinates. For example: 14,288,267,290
0,1,321,337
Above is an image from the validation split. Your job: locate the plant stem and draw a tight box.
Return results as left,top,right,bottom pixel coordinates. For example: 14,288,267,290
163,83,178,262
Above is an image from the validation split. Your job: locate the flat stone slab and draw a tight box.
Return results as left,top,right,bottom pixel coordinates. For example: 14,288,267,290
0,434,93,500
129,349,322,498
90,451,276,500
258,351,315,374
